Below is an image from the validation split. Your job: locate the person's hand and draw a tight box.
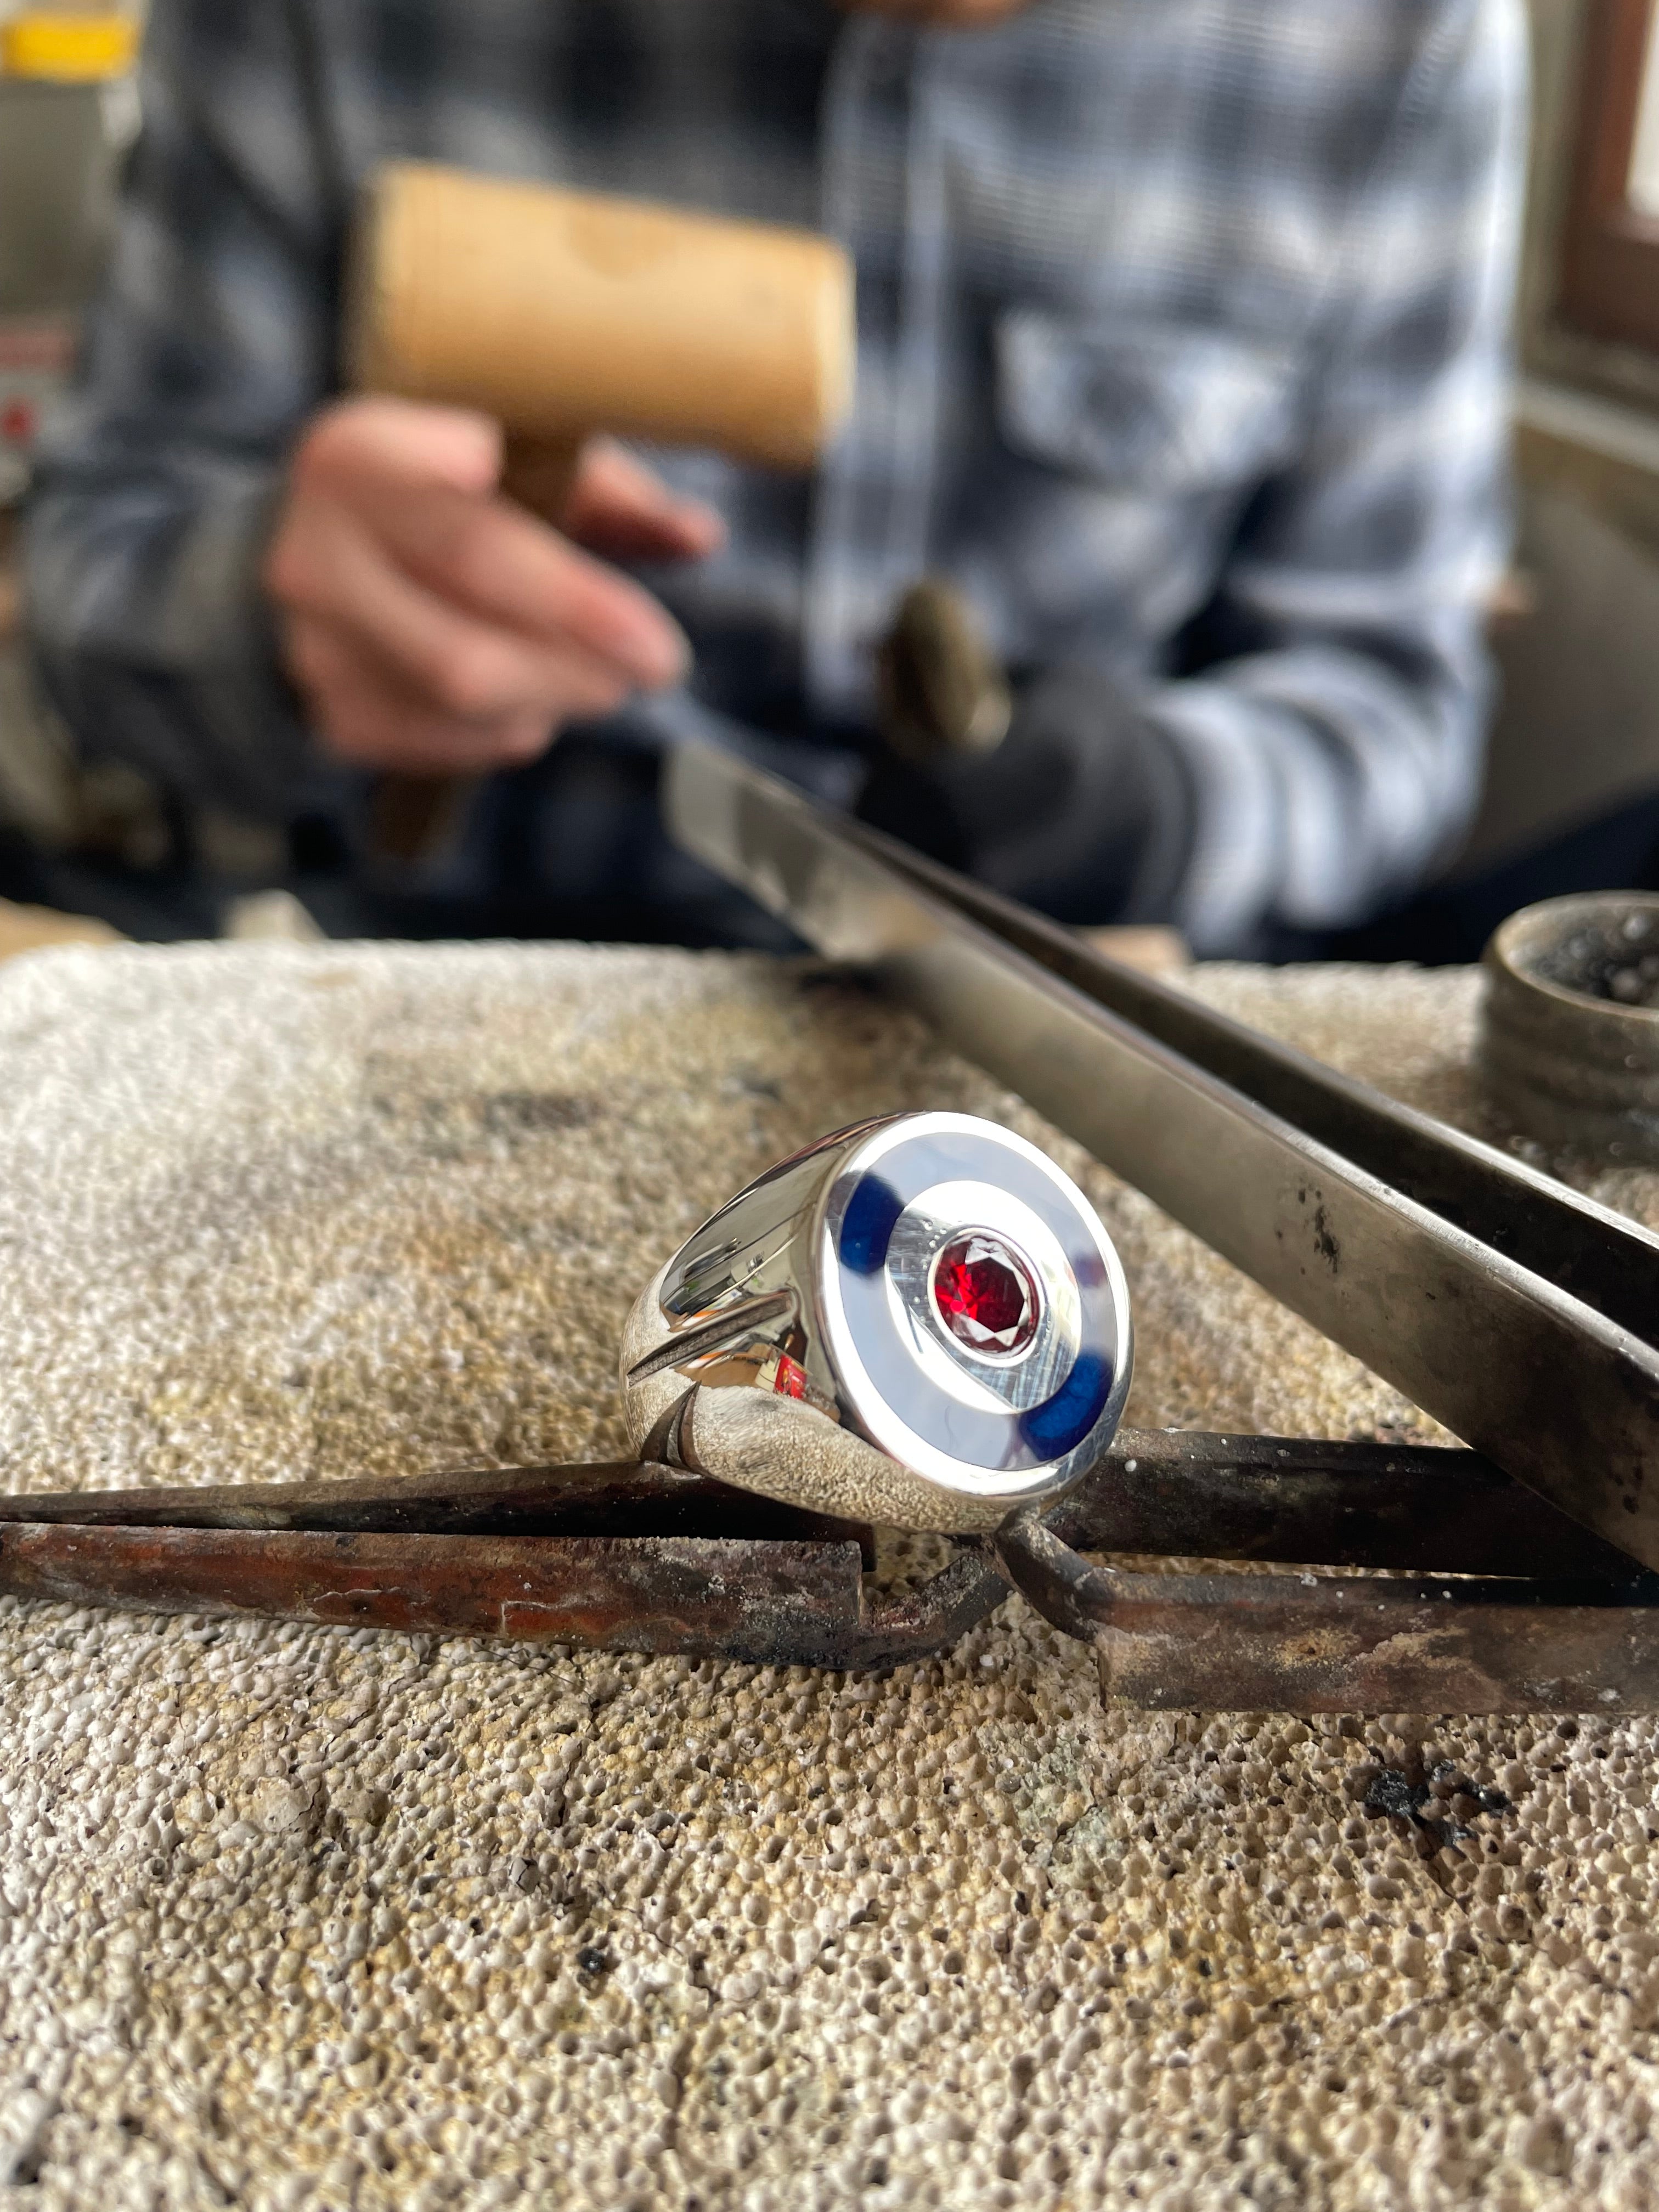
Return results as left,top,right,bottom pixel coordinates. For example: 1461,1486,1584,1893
263,397,724,775
857,662,1193,922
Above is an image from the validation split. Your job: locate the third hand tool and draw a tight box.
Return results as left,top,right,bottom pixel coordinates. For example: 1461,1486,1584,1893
13,721,1659,1709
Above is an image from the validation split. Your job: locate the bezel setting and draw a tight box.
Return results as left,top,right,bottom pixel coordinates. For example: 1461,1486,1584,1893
814,1114,1133,1509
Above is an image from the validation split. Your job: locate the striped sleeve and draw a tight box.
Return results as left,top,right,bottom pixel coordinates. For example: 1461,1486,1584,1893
1147,0,1528,952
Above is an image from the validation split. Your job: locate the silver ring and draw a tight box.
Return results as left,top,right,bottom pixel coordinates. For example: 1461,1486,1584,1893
620,1111,1133,1531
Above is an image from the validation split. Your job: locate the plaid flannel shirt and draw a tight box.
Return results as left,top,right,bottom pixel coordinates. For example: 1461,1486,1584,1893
24,0,1526,951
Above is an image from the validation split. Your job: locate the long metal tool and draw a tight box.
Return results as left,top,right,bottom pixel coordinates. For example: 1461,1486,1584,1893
663,735,1659,1574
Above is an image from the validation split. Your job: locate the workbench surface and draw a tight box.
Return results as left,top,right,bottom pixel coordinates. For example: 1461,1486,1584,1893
0,942,1652,2212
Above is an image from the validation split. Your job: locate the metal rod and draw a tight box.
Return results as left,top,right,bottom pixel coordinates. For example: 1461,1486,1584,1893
995,1515,1659,1714
1067,1429,1647,1578
0,1458,871,1552
6,1430,1635,1578
0,1523,871,1666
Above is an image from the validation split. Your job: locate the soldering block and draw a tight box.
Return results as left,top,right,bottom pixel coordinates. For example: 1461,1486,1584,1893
0,939,1655,2210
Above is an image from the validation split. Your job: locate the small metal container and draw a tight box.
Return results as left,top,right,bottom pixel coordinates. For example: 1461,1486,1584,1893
1481,891,1659,1162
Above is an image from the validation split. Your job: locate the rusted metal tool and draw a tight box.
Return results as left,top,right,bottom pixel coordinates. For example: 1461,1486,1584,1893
4,1427,1658,1710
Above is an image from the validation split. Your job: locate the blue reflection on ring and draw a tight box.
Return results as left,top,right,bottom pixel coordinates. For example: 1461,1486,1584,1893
829,1132,1121,1473
837,1175,904,1277
1019,1351,1113,1459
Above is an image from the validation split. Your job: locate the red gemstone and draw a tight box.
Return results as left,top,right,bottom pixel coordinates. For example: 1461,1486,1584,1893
932,1234,1039,1356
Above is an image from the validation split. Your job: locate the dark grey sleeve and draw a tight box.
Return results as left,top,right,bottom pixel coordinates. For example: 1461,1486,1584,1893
22,0,343,821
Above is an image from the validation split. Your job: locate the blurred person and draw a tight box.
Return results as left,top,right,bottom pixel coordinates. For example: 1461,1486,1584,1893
23,0,1526,951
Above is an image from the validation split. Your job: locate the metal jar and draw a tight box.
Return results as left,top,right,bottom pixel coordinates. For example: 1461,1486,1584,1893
1481,891,1659,1163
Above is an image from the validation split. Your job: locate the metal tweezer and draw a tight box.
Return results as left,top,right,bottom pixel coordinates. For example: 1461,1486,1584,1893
3,1429,1654,1710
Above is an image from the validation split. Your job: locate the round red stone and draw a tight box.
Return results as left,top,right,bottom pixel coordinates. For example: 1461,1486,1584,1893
931,1233,1039,1356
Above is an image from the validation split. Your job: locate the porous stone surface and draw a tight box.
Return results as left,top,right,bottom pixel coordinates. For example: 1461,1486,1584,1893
0,943,1656,2212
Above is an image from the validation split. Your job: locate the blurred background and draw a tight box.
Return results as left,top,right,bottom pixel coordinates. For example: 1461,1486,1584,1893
0,2,154,944
2,1,1659,958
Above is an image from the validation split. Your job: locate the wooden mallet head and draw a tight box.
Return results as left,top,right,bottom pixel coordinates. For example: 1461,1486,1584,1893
349,162,856,514
343,163,856,859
